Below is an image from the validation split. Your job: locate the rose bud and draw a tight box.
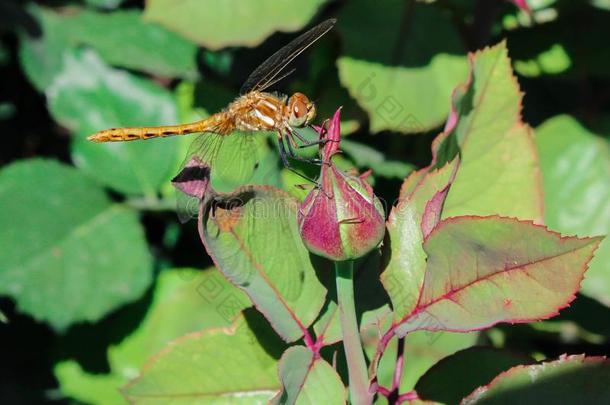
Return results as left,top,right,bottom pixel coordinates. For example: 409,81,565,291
298,108,386,261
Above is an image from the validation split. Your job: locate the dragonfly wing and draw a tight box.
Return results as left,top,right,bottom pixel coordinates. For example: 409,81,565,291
175,132,223,223
175,131,264,222
240,18,337,94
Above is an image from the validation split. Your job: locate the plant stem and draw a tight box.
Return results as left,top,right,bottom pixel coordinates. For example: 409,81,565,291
392,337,406,389
335,260,372,405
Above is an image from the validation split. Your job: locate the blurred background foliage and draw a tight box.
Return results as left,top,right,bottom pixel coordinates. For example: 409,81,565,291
0,0,609,403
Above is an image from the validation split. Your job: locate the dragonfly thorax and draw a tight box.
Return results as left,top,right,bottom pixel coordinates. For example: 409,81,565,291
232,91,316,133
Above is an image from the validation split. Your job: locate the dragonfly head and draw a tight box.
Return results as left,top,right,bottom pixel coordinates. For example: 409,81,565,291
287,92,316,128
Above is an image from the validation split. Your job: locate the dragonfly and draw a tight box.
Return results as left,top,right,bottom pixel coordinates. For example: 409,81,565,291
87,19,337,183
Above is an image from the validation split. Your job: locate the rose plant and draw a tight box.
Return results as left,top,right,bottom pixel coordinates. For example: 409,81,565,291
123,42,604,404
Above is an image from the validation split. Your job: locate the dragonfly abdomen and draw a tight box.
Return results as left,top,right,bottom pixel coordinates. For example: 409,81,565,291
86,112,234,143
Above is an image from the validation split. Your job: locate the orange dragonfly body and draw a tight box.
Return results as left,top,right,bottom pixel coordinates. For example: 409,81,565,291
87,19,336,170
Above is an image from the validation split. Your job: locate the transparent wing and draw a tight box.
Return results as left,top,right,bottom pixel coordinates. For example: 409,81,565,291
240,18,337,94
175,131,263,223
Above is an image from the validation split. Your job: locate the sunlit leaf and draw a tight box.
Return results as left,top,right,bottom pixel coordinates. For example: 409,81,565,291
85,0,124,9
144,0,329,49
0,159,152,331
395,216,602,336
123,313,282,404
19,5,71,91
508,6,610,79
462,354,610,404
513,44,571,77
19,6,197,92
341,139,414,179
592,0,610,10
55,268,251,405
383,159,459,321
372,159,460,384
272,346,346,404
337,0,468,133
198,183,326,342
437,41,543,222
47,49,182,196
536,115,610,306
62,9,198,79
313,300,342,346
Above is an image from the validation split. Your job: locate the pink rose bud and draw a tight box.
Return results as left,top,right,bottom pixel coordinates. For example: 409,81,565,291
298,109,386,261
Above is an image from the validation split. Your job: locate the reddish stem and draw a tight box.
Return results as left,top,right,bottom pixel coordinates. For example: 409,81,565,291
303,329,321,358
377,385,392,397
391,338,406,391
397,391,419,403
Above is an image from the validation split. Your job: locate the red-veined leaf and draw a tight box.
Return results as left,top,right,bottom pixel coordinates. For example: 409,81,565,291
270,346,346,404
394,216,602,336
462,354,610,404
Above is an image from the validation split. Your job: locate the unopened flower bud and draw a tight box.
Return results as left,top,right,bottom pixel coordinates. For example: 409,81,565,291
298,109,385,261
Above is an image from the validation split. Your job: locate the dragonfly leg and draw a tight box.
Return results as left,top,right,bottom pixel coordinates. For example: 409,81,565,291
288,126,328,148
284,134,324,166
282,129,325,166
277,134,318,183
277,133,291,168
297,138,327,149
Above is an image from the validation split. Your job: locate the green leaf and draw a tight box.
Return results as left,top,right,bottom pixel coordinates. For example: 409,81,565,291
67,9,197,79
19,5,71,91
19,6,197,90
507,6,610,79
438,42,543,222
47,48,182,196
462,354,610,404
144,0,328,49
400,332,479,392
337,0,468,133
85,0,125,9
272,346,346,404
395,216,602,336
55,268,251,405
536,115,610,306
313,300,342,346
592,0,610,10
373,160,462,384
415,347,535,404
382,159,459,321
341,139,414,179
55,365,126,405
513,43,571,77
200,185,326,342
123,313,282,403
367,329,478,393
0,159,152,331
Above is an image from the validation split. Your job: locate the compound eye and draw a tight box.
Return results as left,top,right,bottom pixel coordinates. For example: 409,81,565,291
293,99,307,119
289,97,308,127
